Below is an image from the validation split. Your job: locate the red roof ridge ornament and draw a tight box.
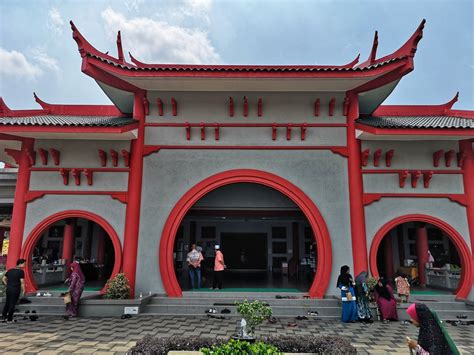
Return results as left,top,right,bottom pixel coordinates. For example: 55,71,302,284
117,31,125,64
0,97,13,117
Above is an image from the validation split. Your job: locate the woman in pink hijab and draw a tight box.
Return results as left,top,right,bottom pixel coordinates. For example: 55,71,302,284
65,262,85,319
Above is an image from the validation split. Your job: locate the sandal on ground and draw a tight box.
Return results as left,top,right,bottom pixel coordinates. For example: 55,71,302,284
287,322,298,327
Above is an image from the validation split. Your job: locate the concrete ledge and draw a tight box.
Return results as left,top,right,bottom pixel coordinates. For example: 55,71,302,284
78,294,153,317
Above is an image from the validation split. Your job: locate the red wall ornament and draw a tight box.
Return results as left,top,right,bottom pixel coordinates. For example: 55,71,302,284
385,149,395,167
286,124,292,141
243,96,248,117
314,99,320,117
328,98,336,116
423,171,433,188
50,149,60,166
110,149,118,167
343,97,349,116
185,122,191,140
71,168,81,186
257,98,263,117
433,150,444,167
399,170,409,188
98,149,107,167
25,150,36,166
60,168,69,185
171,98,177,116
272,124,277,141
121,150,130,167
214,123,220,141
157,98,164,116
300,124,307,141
373,149,382,167
457,151,466,168
142,96,149,116
84,169,93,186
228,97,234,117
38,148,48,165
411,170,422,188
361,149,370,166
200,122,206,140
445,150,455,167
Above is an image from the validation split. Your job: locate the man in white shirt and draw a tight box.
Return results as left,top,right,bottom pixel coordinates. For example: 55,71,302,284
186,244,204,289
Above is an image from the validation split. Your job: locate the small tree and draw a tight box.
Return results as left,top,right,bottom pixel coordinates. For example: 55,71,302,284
235,300,273,337
104,273,131,299
366,276,378,302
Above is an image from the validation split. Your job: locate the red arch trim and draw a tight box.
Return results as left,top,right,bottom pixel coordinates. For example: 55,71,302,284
369,214,472,299
21,210,123,294
159,169,332,298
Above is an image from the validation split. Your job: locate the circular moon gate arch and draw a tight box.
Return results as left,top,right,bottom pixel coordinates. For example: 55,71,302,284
159,169,333,298
369,214,472,299
21,210,123,293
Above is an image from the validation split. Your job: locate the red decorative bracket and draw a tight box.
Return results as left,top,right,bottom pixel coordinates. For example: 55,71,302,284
200,122,206,140
300,124,307,141
4,148,22,165
84,169,93,186
243,96,248,117
71,168,81,186
171,98,177,116
433,150,444,167
457,152,466,168
373,149,382,167
272,124,277,141
342,97,349,116
361,149,370,167
411,170,422,188
157,98,164,116
214,123,220,141
142,96,149,115
110,149,118,167
60,168,69,185
399,170,409,188
185,122,191,140
38,148,48,165
423,171,433,188
257,98,263,117
98,149,107,167
50,149,60,166
445,150,455,167
286,124,292,141
314,99,320,117
25,150,36,166
385,149,395,167
229,97,234,117
121,150,130,167
328,98,336,116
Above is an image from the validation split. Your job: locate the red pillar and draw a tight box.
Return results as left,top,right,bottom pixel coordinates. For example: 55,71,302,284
346,93,369,275
122,92,146,297
416,224,429,287
62,218,76,267
384,234,395,280
96,227,105,265
6,139,34,270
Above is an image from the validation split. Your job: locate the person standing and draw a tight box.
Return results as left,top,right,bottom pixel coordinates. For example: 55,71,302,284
406,303,460,354
354,271,373,323
2,259,26,323
65,261,85,319
212,245,225,290
336,265,358,322
186,244,204,289
374,277,398,322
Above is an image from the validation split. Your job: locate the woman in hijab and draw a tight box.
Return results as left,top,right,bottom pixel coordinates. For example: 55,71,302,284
354,271,373,323
65,261,85,319
374,277,398,322
406,303,460,354
336,265,358,322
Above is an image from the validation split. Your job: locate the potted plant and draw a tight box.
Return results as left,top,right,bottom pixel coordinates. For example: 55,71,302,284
366,276,378,303
104,273,131,299
234,300,272,340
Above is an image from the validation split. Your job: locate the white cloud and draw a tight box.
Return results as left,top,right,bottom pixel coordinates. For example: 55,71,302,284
47,7,65,35
0,47,60,80
165,0,213,25
123,0,144,12
101,8,220,64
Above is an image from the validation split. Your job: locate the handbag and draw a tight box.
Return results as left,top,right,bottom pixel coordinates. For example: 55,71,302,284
63,293,72,304
346,292,353,301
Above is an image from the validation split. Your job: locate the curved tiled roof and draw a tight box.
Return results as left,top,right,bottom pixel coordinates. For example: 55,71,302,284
356,116,474,129
0,115,137,127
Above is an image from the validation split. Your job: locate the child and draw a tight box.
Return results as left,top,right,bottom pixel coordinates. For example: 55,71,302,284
395,273,411,303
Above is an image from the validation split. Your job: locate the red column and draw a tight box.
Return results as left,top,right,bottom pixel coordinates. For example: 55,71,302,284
96,227,105,265
6,139,34,270
384,234,395,280
62,218,76,267
346,93,369,275
416,224,429,287
122,92,146,297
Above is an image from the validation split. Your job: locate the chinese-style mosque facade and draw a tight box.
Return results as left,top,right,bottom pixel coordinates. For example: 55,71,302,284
0,19,473,300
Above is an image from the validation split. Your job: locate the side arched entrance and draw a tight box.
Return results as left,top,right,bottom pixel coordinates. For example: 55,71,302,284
159,169,332,298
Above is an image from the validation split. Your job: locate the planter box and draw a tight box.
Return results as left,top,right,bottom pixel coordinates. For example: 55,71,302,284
78,294,152,317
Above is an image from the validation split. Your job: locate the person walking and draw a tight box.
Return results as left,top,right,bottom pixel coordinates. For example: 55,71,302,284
375,277,398,322
2,259,26,323
354,271,373,323
186,244,204,289
64,261,85,319
406,303,460,354
336,265,358,322
212,245,225,290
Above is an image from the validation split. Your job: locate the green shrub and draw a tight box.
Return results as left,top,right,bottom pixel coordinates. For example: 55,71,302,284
235,300,273,336
104,273,131,299
201,339,281,355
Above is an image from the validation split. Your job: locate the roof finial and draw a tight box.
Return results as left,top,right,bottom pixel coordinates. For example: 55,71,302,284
33,92,51,112
369,31,378,64
444,91,459,111
117,31,124,63
0,97,12,117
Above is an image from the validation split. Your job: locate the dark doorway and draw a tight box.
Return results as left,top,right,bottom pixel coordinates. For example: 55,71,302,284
221,233,267,271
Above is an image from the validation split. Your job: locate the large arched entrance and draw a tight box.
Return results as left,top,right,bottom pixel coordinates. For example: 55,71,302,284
159,169,332,298
369,215,472,299
21,210,122,293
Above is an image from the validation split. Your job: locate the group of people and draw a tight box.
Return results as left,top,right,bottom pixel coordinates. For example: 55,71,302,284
2,258,85,322
337,265,460,354
186,244,226,290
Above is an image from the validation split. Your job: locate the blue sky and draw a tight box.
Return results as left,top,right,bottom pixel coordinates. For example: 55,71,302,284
0,0,472,110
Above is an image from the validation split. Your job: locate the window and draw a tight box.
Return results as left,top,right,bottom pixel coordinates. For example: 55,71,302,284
272,227,286,239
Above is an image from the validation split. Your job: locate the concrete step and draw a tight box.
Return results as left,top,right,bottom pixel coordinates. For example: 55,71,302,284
16,304,66,315
148,297,339,307
181,291,308,299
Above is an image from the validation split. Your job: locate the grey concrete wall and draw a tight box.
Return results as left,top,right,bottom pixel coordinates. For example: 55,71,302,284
23,195,126,246
136,149,353,296
146,92,347,123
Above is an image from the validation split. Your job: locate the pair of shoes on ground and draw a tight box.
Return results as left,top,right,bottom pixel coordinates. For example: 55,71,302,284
120,314,132,319
296,315,308,320
307,311,319,316
207,314,225,320
268,316,278,324
205,308,217,314
23,310,38,321
287,322,298,327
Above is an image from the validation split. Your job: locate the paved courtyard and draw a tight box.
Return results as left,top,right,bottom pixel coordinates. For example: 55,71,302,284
0,315,472,354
